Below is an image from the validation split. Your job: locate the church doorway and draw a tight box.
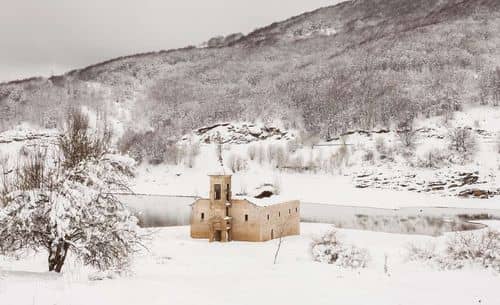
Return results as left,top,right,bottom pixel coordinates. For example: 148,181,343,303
214,230,222,241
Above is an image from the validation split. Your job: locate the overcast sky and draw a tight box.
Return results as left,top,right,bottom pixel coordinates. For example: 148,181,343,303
0,0,340,82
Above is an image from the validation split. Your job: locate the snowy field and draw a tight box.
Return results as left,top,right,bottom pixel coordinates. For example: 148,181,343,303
1,222,499,305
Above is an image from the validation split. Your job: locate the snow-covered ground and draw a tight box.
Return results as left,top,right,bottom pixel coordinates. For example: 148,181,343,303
1,223,499,305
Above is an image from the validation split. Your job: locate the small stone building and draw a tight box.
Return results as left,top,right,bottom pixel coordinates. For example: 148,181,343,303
190,175,300,242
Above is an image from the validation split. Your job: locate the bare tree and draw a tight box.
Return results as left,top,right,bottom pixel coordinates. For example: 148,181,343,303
397,118,417,149
59,109,111,169
0,154,12,206
273,215,293,264
448,127,477,161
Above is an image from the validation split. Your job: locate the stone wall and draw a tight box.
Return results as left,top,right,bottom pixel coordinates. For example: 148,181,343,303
190,198,300,242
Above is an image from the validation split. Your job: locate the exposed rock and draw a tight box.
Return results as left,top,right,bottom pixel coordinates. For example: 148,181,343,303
458,189,492,199
355,184,369,189
460,174,479,186
353,169,497,199
254,190,274,199
192,122,294,144
252,183,278,199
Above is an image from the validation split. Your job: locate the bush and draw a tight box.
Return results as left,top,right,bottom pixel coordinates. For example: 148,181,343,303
284,155,305,172
406,243,438,262
286,139,300,153
59,109,111,169
118,128,175,165
227,154,248,173
182,141,200,168
311,229,369,269
407,230,500,272
443,230,500,271
332,141,349,168
448,127,477,161
398,127,417,149
256,144,266,165
118,129,144,163
362,149,375,162
266,144,288,168
165,143,182,165
375,137,387,154
417,148,448,168
247,145,257,161
375,137,394,161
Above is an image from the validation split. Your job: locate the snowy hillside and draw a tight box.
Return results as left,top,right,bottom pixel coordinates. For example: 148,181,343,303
1,0,500,142
1,105,499,208
124,105,500,209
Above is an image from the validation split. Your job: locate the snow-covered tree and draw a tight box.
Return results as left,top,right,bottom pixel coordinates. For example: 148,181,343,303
0,150,140,273
0,110,142,273
0,150,141,272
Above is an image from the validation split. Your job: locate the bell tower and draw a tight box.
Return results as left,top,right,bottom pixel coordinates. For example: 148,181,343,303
207,174,232,242
209,174,232,204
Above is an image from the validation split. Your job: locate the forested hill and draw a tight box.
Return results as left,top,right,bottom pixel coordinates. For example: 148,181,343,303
1,0,499,138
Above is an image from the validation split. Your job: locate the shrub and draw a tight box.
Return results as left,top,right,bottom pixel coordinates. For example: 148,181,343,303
275,146,288,168
165,143,182,165
417,148,448,168
448,127,477,161
247,145,257,161
284,155,305,172
146,138,167,165
407,230,500,272
59,109,111,168
266,144,288,168
297,131,320,148
443,230,500,271
362,149,375,162
286,139,300,153
256,144,266,165
332,141,349,168
398,127,417,149
183,141,200,168
311,229,369,269
406,243,438,262
227,154,248,173
375,137,387,154
118,129,144,163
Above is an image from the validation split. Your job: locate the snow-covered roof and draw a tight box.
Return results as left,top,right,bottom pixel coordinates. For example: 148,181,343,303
233,195,297,207
208,173,232,177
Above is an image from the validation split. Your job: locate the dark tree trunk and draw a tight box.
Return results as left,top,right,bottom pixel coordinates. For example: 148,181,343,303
48,240,70,273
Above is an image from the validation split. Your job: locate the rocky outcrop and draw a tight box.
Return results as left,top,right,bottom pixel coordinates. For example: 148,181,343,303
191,122,294,144
458,189,499,199
354,170,498,199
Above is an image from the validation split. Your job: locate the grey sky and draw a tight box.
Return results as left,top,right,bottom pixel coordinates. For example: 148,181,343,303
0,0,339,82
